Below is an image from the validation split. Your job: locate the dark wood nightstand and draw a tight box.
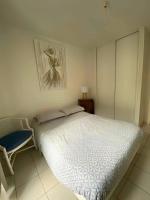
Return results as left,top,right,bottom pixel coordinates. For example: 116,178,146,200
78,99,94,114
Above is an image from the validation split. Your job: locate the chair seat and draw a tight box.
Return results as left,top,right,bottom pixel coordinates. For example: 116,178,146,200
0,130,32,152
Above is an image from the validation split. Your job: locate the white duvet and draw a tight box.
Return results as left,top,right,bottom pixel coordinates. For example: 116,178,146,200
33,112,143,200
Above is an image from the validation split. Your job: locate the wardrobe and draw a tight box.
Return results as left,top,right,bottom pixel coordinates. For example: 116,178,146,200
96,28,146,125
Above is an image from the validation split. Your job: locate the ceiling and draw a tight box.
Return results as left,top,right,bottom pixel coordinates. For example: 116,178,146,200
0,0,150,47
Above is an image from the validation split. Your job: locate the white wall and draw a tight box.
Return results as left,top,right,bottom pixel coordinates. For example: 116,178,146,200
0,27,95,118
147,42,150,124
0,29,15,118
86,48,97,99
2,26,150,124
142,30,150,124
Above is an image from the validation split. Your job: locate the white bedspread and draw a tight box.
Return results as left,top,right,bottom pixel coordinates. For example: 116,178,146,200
33,112,143,200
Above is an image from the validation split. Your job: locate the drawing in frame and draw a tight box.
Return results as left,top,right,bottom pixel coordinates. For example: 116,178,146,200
34,39,66,89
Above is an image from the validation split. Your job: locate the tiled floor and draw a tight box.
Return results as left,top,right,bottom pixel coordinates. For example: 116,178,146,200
4,133,150,200
5,149,78,200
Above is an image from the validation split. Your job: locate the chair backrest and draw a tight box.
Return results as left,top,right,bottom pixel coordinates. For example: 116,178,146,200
0,118,20,138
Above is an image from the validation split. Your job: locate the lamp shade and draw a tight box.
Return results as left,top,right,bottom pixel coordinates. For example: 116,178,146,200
81,86,88,93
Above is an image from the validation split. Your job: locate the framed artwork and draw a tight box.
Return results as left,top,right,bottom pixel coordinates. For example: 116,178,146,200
34,39,66,89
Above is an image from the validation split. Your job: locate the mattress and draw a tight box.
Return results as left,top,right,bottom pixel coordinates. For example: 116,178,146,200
33,112,143,200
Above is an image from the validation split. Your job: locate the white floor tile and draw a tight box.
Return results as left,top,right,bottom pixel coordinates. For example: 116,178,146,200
0,157,12,177
37,194,48,200
14,151,32,170
14,152,38,187
31,149,43,162
139,146,150,157
129,167,150,194
31,150,49,174
145,136,150,148
47,184,77,200
109,196,119,200
119,181,150,200
6,176,17,200
16,176,45,200
143,126,150,135
7,191,17,200
135,154,150,174
39,169,58,192
111,179,128,198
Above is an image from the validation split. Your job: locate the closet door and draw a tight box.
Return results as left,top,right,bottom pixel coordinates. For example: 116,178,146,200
115,32,139,123
97,42,115,118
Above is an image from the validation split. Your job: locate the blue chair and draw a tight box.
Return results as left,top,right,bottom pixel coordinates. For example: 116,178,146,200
0,117,36,175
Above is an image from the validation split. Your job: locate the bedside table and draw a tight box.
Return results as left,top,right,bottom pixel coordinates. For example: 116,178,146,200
78,99,94,114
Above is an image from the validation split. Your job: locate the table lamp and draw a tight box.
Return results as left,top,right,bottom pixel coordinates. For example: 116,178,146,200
81,86,88,99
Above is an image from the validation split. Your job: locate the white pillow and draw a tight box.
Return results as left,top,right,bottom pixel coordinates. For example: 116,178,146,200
61,105,84,116
36,110,66,124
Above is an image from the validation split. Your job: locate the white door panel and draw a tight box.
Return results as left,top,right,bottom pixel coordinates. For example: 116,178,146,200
115,32,139,122
97,42,115,118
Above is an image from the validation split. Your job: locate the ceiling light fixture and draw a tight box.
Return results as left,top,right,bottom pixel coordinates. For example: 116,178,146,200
103,0,110,16
103,0,109,9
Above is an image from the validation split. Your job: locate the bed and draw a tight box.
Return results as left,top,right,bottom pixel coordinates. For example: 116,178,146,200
33,111,143,200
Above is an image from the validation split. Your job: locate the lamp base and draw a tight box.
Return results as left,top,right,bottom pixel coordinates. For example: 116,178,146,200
82,93,87,99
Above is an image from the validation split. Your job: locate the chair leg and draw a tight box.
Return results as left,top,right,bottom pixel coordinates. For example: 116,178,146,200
32,136,37,150
3,149,14,176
